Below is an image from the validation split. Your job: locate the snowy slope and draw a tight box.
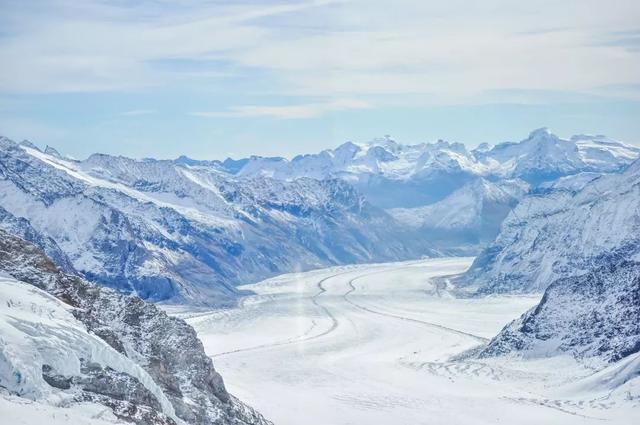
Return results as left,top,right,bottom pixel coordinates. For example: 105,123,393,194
0,136,431,305
479,261,640,366
389,178,528,252
0,229,271,425
465,160,640,293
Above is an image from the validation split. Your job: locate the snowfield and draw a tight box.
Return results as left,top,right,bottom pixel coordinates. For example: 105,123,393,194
171,258,639,425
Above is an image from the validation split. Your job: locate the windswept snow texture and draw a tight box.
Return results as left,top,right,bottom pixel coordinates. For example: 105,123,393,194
480,261,640,364
171,260,639,425
0,229,271,425
0,136,430,305
465,157,640,293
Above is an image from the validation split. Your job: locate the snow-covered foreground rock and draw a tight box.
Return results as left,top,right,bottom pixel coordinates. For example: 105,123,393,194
0,229,271,425
171,259,639,425
0,276,175,424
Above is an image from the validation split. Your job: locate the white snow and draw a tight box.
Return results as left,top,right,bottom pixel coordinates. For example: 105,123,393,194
172,258,639,425
21,146,238,229
0,394,122,425
0,276,178,421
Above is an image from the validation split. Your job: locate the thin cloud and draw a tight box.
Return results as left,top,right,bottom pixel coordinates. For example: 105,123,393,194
191,99,371,119
121,109,156,116
0,0,638,104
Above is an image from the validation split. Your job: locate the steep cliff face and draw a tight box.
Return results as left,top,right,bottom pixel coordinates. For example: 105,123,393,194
479,261,640,365
0,229,271,425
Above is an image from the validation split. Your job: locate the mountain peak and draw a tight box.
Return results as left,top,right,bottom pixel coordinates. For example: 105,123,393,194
44,145,62,159
527,127,553,139
366,135,399,152
19,139,40,151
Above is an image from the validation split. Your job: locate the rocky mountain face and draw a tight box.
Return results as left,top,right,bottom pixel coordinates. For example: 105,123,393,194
0,136,431,305
464,159,640,294
0,229,271,425
479,261,640,366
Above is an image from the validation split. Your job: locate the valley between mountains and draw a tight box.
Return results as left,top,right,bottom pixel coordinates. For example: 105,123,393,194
1,128,639,424
169,259,637,425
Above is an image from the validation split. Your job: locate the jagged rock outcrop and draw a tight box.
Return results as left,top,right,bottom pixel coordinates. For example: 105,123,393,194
0,229,271,425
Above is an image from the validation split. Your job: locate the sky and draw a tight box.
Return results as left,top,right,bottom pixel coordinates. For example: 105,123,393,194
1,0,639,160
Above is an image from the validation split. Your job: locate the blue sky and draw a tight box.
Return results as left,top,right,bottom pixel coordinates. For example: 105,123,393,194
1,0,639,160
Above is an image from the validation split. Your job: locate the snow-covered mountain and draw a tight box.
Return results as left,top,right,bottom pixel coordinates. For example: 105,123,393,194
479,261,640,365
225,128,639,209
0,228,271,425
464,159,640,293
463,155,640,369
389,178,528,253
0,136,432,305
220,128,638,252
2,128,637,304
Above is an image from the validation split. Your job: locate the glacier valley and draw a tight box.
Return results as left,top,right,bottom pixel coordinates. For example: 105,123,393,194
169,259,638,425
1,128,639,424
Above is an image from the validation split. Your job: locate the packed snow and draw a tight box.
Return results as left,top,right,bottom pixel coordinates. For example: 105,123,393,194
169,259,638,425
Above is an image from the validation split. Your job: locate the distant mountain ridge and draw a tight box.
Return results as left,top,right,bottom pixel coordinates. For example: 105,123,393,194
222,128,639,208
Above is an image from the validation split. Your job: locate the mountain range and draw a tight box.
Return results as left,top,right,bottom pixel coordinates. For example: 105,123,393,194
0,137,430,305
1,128,638,305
